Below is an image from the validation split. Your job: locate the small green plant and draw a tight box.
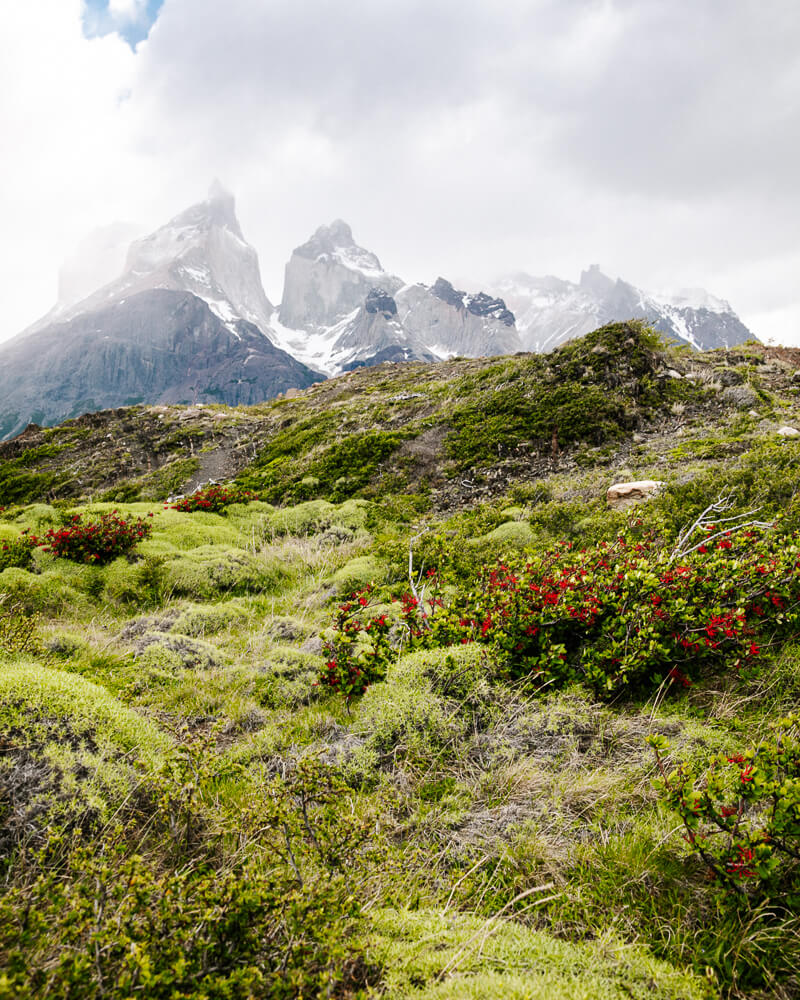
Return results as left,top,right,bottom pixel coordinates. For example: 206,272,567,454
42,511,154,564
0,596,48,660
0,531,38,571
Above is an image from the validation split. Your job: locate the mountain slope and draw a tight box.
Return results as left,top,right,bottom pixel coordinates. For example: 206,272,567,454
4,320,794,513
0,289,316,440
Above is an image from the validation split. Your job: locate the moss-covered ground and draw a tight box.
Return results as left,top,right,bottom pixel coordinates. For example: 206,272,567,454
2,325,800,997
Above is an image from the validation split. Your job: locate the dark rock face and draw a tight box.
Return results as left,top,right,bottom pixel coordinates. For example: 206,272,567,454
431,278,515,327
365,288,398,317
0,289,317,440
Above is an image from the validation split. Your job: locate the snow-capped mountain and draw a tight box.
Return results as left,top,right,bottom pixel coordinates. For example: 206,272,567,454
33,180,275,340
273,223,521,373
493,266,753,353
0,185,316,439
0,184,758,440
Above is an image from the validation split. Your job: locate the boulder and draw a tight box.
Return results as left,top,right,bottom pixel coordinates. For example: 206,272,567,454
777,425,800,437
607,480,665,510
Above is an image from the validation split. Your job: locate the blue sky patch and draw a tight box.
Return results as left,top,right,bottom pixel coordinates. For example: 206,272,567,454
82,0,165,49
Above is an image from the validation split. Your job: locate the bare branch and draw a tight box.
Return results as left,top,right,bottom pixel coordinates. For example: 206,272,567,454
668,494,774,564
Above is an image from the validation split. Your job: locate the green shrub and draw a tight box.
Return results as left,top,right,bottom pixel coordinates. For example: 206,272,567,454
0,661,169,854
354,671,457,765
0,532,38,571
162,546,289,599
0,598,49,661
330,554,389,595
473,520,536,551
133,633,227,672
0,754,370,1000
447,383,629,472
170,601,249,637
370,908,711,1000
0,567,82,615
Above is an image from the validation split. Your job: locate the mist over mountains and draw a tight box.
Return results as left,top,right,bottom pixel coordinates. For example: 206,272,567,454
0,184,755,439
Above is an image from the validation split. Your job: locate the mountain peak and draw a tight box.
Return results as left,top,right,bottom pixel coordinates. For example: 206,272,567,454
208,178,233,202
295,219,359,260
579,264,615,297
189,182,242,239
317,219,354,246
280,221,399,331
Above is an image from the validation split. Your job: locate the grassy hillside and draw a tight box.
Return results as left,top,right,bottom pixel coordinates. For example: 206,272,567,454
2,322,800,998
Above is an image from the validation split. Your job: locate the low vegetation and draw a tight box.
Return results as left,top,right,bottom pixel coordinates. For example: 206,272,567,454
2,324,800,997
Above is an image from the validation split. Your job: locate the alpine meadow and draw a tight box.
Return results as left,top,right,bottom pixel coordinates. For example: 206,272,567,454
2,321,800,998
3,1,800,997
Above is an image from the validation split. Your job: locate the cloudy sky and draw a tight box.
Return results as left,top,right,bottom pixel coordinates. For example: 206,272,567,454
1,0,798,344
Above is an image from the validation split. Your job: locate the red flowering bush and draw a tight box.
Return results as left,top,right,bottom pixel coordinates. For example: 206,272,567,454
648,716,800,907
42,511,153,565
320,586,393,699
171,485,259,513
0,531,39,571
321,523,800,700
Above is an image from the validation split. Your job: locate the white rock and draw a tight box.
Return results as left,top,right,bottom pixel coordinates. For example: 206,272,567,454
607,480,666,510
777,425,800,437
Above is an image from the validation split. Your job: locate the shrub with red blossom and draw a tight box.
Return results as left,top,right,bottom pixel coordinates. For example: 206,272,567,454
42,511,153,565
649,715,800,907
171,484,259,513
320,586,393,699
320,523,800,700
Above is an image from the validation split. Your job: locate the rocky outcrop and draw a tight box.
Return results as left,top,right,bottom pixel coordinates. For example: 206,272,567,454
606,480,665,510
365,288,398,316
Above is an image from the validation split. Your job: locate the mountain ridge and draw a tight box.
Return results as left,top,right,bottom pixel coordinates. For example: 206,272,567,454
0,186,757,439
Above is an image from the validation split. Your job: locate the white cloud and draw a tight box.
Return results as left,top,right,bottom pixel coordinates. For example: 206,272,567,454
1,0,798,345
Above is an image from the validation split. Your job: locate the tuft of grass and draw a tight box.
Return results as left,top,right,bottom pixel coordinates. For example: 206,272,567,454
369,908,713,999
